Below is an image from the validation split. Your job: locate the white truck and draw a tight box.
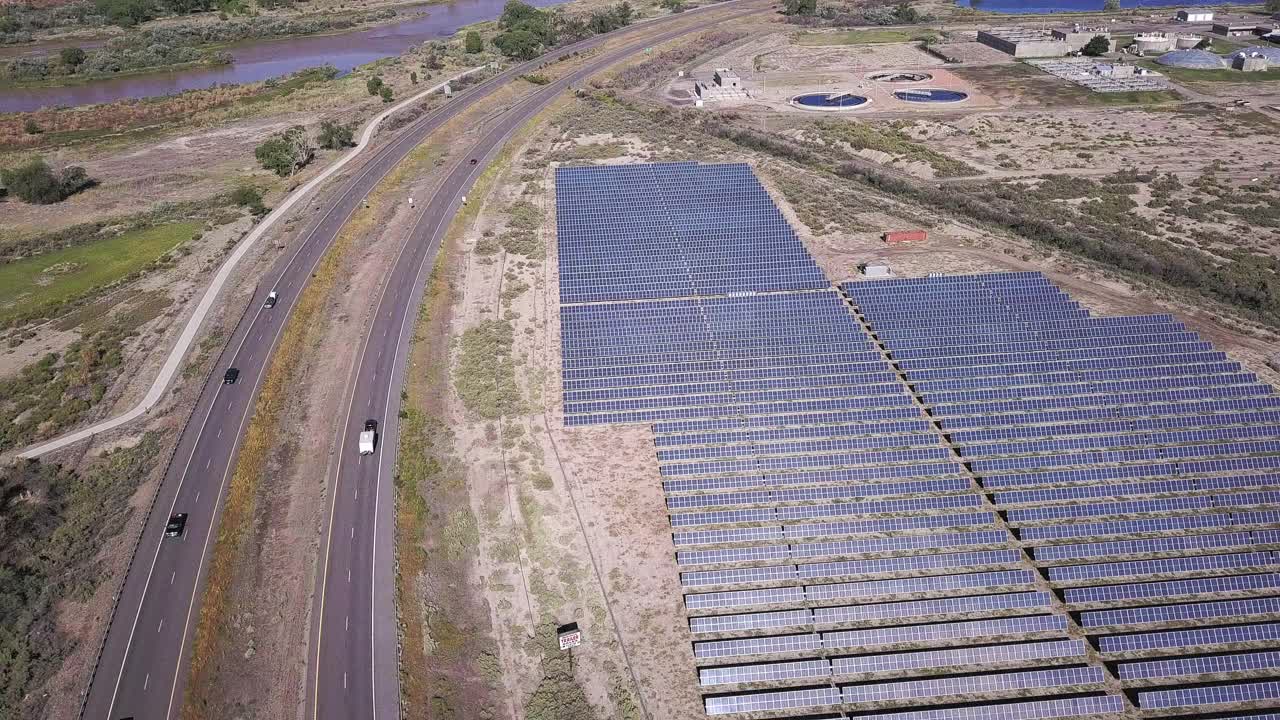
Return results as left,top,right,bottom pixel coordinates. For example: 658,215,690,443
359,419,377,455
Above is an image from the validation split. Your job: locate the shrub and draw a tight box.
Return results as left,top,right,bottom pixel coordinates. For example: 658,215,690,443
230,184,266,214
59,47,86,68
366,75,384,96
379,84,393,103
23,119,41,134
465,30,483,53
783,0,816,15
254,126,313,177
1083,34,1110,56
94,0,153,27
316,119,355,149
1,157,94,204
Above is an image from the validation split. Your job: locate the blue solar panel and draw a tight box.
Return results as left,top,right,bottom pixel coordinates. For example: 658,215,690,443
1139,680,1280,709
1099,623,1280,652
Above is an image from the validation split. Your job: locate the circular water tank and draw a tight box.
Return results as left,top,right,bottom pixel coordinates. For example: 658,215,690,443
1234,46,1280,63
1155,48,1227,68
1133,33,1172,52
1174,34,1201,49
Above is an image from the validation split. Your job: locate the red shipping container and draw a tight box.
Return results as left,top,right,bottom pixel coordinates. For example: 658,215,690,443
883,229,927,244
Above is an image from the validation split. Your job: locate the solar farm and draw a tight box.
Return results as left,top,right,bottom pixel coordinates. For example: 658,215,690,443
555,161,1280,719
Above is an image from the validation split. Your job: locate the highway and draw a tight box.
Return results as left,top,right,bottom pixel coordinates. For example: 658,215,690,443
79,3,765,720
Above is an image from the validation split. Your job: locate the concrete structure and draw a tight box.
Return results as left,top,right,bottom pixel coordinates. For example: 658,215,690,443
978,27,1069,57
883,229,928,244
1028,57,1169,92
1095,62,1135,78
1053,26,1112,52
1234,53,1270,71
860,262,892,278
1131,31,1202,52
1177,9,1213,22
1213,22,1267,37
695,67,749,102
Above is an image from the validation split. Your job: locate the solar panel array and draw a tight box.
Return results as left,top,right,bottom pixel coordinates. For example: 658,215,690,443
555,163,1280,718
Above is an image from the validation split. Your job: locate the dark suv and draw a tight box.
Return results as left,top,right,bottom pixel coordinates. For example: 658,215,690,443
165,513,188,538
223,368,239,385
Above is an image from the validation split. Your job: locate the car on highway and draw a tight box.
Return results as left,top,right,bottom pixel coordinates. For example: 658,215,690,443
264,291,279,308
165,513,188,538
223,368,240,385
359,419,378,455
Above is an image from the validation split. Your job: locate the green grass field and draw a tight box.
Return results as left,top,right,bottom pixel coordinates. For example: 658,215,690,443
795,29,938,46
0,222,197,326
1140,59,1280,83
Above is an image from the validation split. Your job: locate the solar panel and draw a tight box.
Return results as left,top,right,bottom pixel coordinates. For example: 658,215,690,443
1099,622,1280,653
834,695,1125,720
831,640,1086,675
1138,680,1280,709
1119,650,1280,680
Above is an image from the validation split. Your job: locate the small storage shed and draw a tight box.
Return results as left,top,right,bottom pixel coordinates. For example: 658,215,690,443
883,229,928,244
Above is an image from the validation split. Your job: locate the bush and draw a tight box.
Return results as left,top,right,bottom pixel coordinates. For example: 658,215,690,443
23,119,41,134
94,0,153,27
366,75,384,96
254,126,313,177
59,46,86,68
379,84,393,103
1083,34,1110,56
782,0,816,15
317,119,355,149
1,157,94,204
230,184,266,214
465,29,483,54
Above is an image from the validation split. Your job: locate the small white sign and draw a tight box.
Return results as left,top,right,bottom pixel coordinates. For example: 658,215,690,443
558,630,582,650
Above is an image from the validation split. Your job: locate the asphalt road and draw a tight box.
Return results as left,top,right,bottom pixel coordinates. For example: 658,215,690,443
79,3,765,720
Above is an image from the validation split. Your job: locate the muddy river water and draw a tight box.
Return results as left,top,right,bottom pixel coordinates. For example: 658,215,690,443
1,0,558,113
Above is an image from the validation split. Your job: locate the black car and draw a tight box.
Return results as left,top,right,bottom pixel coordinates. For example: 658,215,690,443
165,513,188,538
223,367,239,384
364,419,378,432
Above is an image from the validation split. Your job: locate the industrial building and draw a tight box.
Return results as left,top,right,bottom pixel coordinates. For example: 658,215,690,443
977,28,1069,57
1155,48,1227,68
1213,22,1271,37
1177,8,1213,22
694,68,749,103
1052,26,1112,51
1129,31,1201,53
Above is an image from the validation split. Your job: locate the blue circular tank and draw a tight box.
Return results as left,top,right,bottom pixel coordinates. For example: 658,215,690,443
893,88,969,103
792,92,870,108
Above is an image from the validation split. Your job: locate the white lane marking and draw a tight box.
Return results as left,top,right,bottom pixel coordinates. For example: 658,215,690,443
205,459,211,470
354,488,359,500
216,428,222,439
344,673,348,691
157,619,164,633
195,491,201,504
346,616,350,631
103,374,230,720
227,402,233,411
347,569,352,582
143,674,150,691
351,527,355,539
170,571,175,585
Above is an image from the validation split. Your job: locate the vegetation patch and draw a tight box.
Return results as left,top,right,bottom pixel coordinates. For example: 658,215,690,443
454,320,524,419
810,119,981,178
795,28,937,45
0,222,198,328
0,433,162,719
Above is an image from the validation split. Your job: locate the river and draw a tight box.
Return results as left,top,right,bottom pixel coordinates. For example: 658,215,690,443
1,0,559,113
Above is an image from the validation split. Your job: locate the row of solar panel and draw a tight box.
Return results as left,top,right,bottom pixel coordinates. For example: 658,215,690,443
663,461,967,495
685,569,1035,610
666,477,971,512
963,428,1280,461
658,432,943,463
909,350,1231,382
672,494,984,528
881,315,1182,348
996,474,1280,506
693,613,1068,658
914,362,1244,395
672,511,997,548
703,667,1105,715
681,549,1022,588
693,594,1056,637
655,419,936,451
676,529,1009,566
949,409,1278,445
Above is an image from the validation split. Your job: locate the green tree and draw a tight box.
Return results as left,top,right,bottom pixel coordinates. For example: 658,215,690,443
316,119,355,149
59,47,86,68
494,28,542,59
782,0,816,14
1082,34,1110,56
23,119,42,135
465,30,483,53
379,84,394,103
409,70,418,84
366,76,384,96
254,126,314,177
94,0,154,27
1,158,93,204
1266,0,1280,12
1103,0,1121,9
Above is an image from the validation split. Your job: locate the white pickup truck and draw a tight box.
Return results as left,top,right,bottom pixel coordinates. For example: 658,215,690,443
359,419,377,455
